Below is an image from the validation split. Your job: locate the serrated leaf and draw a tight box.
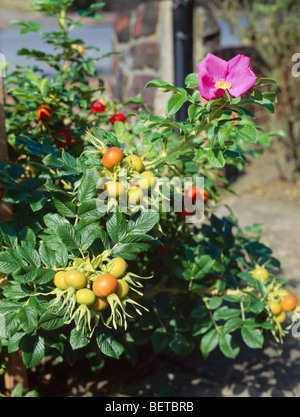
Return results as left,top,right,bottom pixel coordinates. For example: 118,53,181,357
0,222,18,248
70,328,90,350
219,334,240,358
77,169,100,202
39,311,65,331
236,124,258,143
0,251,22,274
80,226,109,251
19,227,36,249
53,195,76,218
111,242,150,260
43,213,69,229
200,328,220,358
223,317,243,334
207,149,225,168
127,210,159,235
18,305,39,333
96,329,124,359
185,73,198,89
193,255,215,280
39,242,56,268
56,224,79,250
22,335,45,368
165,93,189,117
241,326,264,349
17,245,41,268
213,306,241,321
77,199,106,221
106,210,127,243
55,244,69,267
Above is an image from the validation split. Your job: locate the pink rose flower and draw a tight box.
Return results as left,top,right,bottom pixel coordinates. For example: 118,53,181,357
197,53,257,101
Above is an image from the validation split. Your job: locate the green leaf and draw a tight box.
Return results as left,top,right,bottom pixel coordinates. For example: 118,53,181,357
80,226,109,251
185,73,198,89
111,242,150,260
200,328,220,358
151,329,171,354
106,210,127,243
207,126,219,147
169,333,189,355
55,244,69,267
249,301,265,314
35,268,55,285
208,297,223,310
56,224,79,251
43,213,69,229
127,210,159,235
39,311,65,331
17,246,41,268
254,77,278,87
70,328,90,350
121,234,155,244
223,317,243,334
188,103,198,122
241,326,264,349
0,251,22,274
19,227,36,249
213,306,241,321
77,169,100,203
219,334,240,358
165,93,189,117
22,335,45,368
206,149,225,168
77,199,106,221
10,384,25,397
0,222,18,248
193,255,215,280
53,195,76,218
145,79,184,93
18,305,39,334
96,329,124,359
236,124,258,143
7,331,28,353
39,242,56,268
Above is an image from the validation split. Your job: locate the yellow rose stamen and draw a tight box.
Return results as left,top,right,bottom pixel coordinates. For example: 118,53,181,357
214,78,232,90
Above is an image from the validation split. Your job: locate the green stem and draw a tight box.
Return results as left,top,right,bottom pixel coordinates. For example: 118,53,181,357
204,299,223,336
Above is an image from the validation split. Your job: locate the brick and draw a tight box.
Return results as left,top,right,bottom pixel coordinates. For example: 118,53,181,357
127,74,156,110
113,67,130,102
133,2,159,38
114,12,130,43
129,42,160,71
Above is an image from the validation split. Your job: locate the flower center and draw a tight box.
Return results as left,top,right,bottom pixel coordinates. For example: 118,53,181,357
214,78,232,90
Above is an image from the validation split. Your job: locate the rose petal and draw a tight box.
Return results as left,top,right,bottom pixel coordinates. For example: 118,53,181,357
198,73,220,101
226,54,256,97
197,53,229,81
197,53,229,100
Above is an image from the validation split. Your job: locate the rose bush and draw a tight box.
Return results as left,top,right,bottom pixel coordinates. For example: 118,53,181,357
0,0,298,378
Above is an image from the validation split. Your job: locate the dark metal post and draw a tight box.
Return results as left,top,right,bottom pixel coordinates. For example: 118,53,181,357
173,0,194,121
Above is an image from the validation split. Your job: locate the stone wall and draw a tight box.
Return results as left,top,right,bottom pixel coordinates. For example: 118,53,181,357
0,0,32,11
111,0,220,115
